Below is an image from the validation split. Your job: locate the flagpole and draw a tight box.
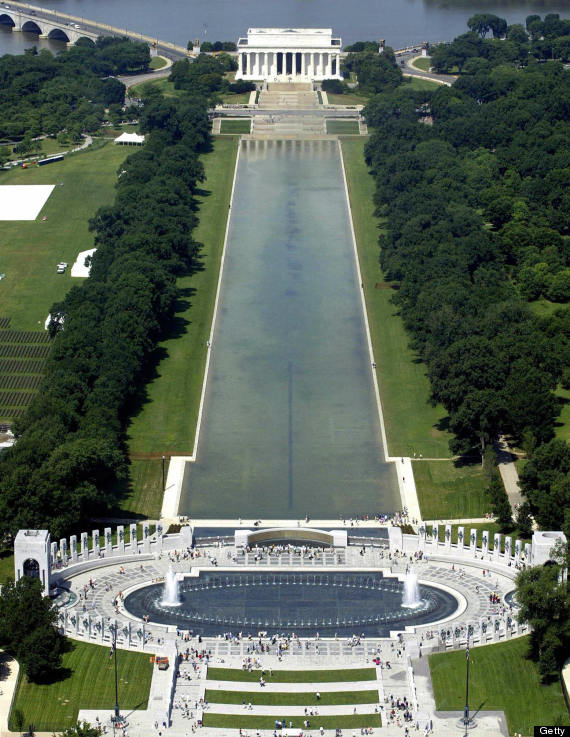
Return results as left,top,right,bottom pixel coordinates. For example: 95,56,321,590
113,624,120,718
463,635,470,735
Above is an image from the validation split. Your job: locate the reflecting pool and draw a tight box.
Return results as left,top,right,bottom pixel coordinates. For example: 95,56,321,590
124,571,458,636
180,139,399,519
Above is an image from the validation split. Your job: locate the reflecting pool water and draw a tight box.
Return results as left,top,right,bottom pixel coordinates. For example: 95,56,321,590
124,571,458,636
180,140,399,519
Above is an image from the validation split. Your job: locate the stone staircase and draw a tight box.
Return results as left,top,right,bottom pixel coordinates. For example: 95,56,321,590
251,114,325,137
258,82,319,110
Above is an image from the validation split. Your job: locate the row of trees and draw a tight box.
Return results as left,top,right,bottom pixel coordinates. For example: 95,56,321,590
169,53,245,98
363,44,569,474
0,37,149,141
431,14,570,72
0,88,211,537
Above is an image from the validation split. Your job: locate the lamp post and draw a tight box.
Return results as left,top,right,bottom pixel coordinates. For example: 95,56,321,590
463,635,470,735
110,623,120,721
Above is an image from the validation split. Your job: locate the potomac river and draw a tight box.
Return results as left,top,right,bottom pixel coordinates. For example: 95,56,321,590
1,0,568,55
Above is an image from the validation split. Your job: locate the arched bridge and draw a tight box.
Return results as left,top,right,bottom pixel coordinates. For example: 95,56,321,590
0,0,188,55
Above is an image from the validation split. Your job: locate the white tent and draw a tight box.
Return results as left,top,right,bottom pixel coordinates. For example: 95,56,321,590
114,132,145,145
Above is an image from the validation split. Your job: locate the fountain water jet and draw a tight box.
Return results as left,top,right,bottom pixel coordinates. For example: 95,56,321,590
161,564,181,607
402,569,422,608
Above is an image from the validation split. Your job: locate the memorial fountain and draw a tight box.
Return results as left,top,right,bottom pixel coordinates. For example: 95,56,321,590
161,564,181,607
402,569,422,608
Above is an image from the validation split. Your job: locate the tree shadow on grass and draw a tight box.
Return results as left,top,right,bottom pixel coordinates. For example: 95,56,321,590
553,392,569,433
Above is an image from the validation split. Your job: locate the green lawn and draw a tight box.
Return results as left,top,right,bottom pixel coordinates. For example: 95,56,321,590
411,57,431,71
149,56,168,70
429,637,569,735
120,137,238,517
326,92,368,106
413,461,488,519
326,119,360,134
205,689,379,705
128,77,182,98
220,118,251,134
203,714,382,729
406,76,443,91
0,549,14,584
0,142,127,330
10,640,153,731
207,667,376,683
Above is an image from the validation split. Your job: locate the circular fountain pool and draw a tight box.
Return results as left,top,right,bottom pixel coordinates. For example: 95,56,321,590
124,572,459,637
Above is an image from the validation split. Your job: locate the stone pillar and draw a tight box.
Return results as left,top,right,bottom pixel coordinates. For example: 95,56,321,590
514,539,521,564
457,526,465,551
143,521,151,553
469,529,477,556
117,525,125,555
246,52,251,76
431,523,439,547
493,533,501,561
326,53,332,77
524,542,532,563
60,538,68,566
156,521,164,554
301,51,306,78
481,531,489,556
70,535,78,563
92,529,100,557
104,527,112,557
50,541,58,569
444,524,452,549
504,536,512,561
130,523,138,553
81,532,89,560
337,54,341,76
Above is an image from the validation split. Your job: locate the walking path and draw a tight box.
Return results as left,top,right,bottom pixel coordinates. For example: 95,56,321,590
0,651,19,737
494,436,524,516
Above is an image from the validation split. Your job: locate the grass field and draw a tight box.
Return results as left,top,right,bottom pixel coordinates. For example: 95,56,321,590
405,76,443,91
203,714,382,729
9,640,153,731
326,92,368,106
120,137,238,517
149,56,168,70
220,118,251,134
411,57,432,71
0,142,127,330
0,549,14,584
326,120,360,134
429,637,569,735
413,461,488,519
207,667,376,683
205,689,379,705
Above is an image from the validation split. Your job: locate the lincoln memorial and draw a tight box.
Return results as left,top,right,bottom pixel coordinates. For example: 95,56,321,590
235,28,343,82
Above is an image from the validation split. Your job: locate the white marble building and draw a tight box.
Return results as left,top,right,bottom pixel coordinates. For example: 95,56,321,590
236,28,343,82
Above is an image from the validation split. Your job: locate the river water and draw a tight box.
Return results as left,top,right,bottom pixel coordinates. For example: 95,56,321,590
0,0,568,56
180,139,399,520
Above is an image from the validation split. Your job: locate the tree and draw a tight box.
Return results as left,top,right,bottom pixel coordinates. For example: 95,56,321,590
0,577,64,681
519,439,570,531
516,564,569,681
486,473,512,527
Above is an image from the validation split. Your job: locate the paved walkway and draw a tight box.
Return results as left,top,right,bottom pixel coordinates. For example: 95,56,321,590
494,436,523,516
0,651,18,737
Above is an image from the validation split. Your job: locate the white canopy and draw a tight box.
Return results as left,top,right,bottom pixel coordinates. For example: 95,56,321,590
114,132,145,145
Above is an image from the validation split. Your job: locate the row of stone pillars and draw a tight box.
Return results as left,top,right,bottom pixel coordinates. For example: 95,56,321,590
240,50,340,78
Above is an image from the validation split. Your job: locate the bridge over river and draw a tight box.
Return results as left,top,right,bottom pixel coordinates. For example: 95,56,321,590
0,0,189,56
